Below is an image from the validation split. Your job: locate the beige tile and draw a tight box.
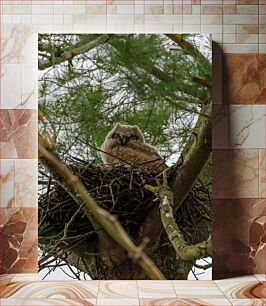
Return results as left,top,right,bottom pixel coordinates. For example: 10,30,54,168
107,15,134,25
201,5,223,14
215,280,264,299
201,15,223,24
32,14,54,24
11,274,40,282
144,5,163,14
237,4,259,14
182,5,192,14
0,299,96,305
98,281,138,299
137,281,176,298
223,33,236,43
223,14,258,24
0,159,15,208
87,5,106,15
183,14,200,24
14,159,38,208
140,298,232,305
11,5,31,15
237,25,259,34
223,25,236,33
21,62,38,109
222,44,258,53
229,300,265,306
223,4,237,14
1,281,99,299
229,105,265,149
255,274,266,282
172,281,225,299
237,33,259,43
1,64,22,109
97,299,139,305
32,4,54,14
144,14,182,24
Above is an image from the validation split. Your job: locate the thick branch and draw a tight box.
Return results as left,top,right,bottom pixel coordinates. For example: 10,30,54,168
171,102,212,212
166,34,210,68
38,35,109,70
145,172,211,262
137,102,211,245
39,142,165,280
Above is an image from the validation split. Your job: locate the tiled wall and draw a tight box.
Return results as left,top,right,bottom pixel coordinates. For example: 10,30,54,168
0,0,265,278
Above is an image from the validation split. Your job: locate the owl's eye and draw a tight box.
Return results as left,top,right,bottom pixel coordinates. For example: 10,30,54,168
130,135,138,141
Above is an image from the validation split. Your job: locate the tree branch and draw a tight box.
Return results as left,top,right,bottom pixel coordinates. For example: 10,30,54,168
137,102,211,245
38,35,109,70
38,141,165,280
166,34,210,68
145,171,211,262
171,102,212,212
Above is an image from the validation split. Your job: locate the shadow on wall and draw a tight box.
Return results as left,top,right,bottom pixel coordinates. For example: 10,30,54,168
212,41,266,279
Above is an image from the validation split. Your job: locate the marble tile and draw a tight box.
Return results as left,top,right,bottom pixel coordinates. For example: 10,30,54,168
258,150,265,198
213,149,259,198
1,281,99,299
201,5,223,14
172,281,225,298
0,208,38,274
0,160,15,208
216,280,265,299
21,63,38,110
96,299,139,305
213,199,266,277
236,0,259,4
137,281,176,298
0,299,96,305
212,105,229,149
222,54,265,104
229,105,265,149
139,298,232,305
222,44,259,53
98,281,138,299
0,275,14,295
11,274,40,282
230,300,266,306
254,274,266,282
1,64,22,109
14,160,38,207
1,25,38,64
237,25,259,34
0,110,37,159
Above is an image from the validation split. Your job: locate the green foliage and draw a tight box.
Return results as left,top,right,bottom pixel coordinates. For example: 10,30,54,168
38,34,212,163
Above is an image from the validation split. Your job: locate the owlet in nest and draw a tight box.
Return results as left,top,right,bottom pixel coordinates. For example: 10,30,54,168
100,123,165,172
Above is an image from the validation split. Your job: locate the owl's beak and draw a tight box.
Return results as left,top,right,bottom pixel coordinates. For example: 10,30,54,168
120,135,128,145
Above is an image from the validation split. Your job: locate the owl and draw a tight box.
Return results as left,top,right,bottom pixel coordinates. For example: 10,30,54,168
100,123,165,172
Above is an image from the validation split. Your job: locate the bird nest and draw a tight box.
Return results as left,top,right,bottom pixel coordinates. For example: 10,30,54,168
38,158,211,249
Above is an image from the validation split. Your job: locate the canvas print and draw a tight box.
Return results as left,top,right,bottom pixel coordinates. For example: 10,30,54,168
38,34,212,280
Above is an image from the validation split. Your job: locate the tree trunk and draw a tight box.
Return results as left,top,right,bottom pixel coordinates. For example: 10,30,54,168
63,239,192,280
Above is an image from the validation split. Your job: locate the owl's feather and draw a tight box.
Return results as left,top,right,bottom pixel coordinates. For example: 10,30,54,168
100,123,166,172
